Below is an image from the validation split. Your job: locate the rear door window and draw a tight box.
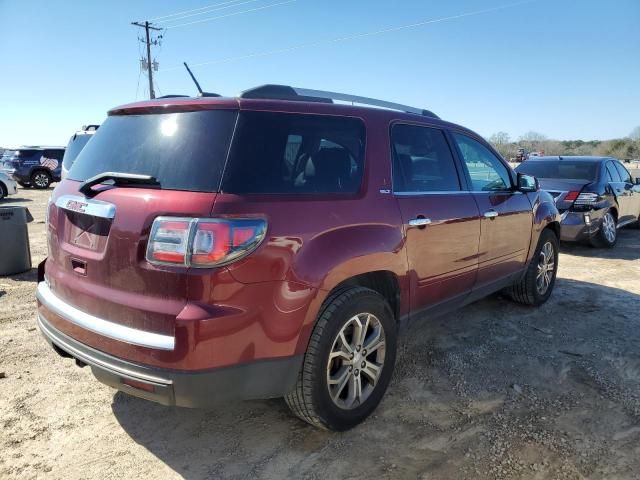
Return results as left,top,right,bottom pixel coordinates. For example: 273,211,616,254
613,161,632,183
222,112,365,194
391,124,460,192
67,110,238,192
606,162,622,182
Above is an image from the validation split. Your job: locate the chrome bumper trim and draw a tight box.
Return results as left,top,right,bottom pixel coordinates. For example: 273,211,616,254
36,282,175,351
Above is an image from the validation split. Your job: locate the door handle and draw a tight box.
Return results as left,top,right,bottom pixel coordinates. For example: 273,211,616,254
484,210,499,219
408,217,432,227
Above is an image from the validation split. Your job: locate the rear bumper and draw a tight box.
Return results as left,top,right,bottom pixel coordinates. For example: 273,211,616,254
38,312,303,407
559,209,604,242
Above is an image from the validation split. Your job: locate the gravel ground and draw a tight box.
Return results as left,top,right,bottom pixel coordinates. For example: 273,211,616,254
1,187,639,480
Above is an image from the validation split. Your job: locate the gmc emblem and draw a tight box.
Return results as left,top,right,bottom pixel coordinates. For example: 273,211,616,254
66,200,88,213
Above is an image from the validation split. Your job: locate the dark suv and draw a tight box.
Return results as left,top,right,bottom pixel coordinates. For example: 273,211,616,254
2,146,64,188
516,156,640,247
36,85,560,430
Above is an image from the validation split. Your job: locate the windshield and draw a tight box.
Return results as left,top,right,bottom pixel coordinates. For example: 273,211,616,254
62,134,93,170
517,161,599,181
67,110,238,192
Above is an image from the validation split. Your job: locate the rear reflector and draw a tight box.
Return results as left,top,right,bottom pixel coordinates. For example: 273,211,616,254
146,216,267,268
122,378,155,393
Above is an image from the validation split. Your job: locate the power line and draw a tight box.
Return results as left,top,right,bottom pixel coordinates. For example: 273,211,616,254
155,0,265,25
165,0,296,29
160,0,534,71
148,0,249,22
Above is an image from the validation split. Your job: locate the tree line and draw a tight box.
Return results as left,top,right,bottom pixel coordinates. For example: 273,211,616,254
488,126,640,162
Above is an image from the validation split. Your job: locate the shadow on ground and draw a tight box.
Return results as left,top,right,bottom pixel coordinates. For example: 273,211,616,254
0,197,33,204
3,268,38,283
561,228,640,260
112,278,640,479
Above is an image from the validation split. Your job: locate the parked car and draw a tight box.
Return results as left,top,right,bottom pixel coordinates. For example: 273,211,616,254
61,125,99,180
36,85,560,431
516,156,640,247
1,146,65,189
0,170,18,200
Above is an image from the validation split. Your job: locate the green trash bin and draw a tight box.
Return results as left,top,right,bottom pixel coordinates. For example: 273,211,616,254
0,206,34,276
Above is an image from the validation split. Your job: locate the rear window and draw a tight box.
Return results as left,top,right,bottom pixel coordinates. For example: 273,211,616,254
67,110,238,192
517,161,599,181
222,111,365,194
63,134,93,169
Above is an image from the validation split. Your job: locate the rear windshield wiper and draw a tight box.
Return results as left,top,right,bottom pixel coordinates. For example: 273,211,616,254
79,171,159,196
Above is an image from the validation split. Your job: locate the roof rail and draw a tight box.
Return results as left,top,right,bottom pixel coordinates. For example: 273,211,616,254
239,84,439,118
82,124,100,131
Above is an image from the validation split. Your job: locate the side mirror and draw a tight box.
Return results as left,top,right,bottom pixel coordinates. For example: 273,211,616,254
517,172,538,192
635,177,640,185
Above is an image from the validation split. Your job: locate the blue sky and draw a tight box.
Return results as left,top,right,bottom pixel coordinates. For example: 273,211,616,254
0,0,638,147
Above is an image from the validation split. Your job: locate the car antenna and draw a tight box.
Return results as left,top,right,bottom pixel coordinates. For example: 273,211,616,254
183,62,221,98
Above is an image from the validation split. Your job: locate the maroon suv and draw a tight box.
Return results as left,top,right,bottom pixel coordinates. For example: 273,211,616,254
36,85,560,431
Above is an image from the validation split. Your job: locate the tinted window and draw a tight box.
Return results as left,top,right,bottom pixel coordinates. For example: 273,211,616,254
613,161,632,183
516,160,599,181
68,110,238,192
606,162,622,182
15,149,40,160
453,133,511,191
391,125,460,192
63,134,93,169
222,112,365,194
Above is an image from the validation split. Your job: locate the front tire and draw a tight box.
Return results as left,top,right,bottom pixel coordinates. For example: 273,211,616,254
0,182,6,200
31,170,51,189
285,287,397,431
590,210,617,248
507,229,559,306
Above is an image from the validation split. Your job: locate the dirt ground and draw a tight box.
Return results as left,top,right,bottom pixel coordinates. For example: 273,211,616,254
1,187,639,480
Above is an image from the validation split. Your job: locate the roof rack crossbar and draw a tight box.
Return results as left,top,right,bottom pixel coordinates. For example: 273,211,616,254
293,87,439,118
239,84,439,119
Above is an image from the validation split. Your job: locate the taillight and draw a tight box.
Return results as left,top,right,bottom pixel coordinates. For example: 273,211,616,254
564,191,580,202
146,217,267,268
574,192,599,206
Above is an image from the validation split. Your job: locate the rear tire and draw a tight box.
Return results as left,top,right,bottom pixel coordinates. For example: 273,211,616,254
507,229,559,306
31,170,51,189
285,287,397,431
590,210,617,248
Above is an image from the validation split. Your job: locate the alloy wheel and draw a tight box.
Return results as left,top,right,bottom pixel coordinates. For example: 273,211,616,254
536,241,555,295
602,213,616,244
34,173,49,188
326,313,386,410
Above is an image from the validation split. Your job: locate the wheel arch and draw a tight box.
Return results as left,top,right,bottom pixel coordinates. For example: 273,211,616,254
294,268,408,355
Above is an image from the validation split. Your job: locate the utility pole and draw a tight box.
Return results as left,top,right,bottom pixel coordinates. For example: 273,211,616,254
131,21,163,99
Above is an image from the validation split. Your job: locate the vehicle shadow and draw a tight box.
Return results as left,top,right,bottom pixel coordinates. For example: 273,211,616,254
560,228,640,261
2,267,38,282
0,197,33,204
111,277,640,479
